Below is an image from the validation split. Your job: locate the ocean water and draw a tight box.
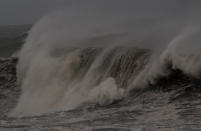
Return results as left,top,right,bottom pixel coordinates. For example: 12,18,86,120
1,49,201,131
1,0,201,130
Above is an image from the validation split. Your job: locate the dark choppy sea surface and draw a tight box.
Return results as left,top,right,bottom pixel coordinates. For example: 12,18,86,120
0,23,201,131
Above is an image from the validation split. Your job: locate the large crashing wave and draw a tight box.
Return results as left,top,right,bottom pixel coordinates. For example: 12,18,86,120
10,1,201,117
10,45,151,117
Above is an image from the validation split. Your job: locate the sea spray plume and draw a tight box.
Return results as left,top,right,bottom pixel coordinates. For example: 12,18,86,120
10,15,132,116
8,1,155,117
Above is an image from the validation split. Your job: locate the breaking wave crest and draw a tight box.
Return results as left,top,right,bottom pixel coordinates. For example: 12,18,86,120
10,30,201,117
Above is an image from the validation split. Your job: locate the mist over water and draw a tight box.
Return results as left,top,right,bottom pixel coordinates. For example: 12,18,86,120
9,0,201,117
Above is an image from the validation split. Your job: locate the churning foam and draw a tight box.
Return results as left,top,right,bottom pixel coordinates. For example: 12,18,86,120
128,28,201,91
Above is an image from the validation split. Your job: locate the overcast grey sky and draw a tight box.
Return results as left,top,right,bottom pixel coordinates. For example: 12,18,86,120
0,0,72,25
0,0,200,26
